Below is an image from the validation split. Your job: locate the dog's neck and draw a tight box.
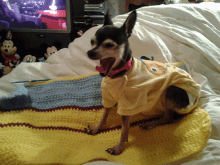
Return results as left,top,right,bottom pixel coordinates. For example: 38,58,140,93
107,57,132,77
105,43,133,79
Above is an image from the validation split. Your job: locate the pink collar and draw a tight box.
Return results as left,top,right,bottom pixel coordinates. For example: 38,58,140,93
96,57,132,77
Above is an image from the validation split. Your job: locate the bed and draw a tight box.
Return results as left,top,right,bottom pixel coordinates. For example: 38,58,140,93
0,2,220,165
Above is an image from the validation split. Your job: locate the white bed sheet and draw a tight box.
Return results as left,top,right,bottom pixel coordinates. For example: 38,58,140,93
0,2,220,165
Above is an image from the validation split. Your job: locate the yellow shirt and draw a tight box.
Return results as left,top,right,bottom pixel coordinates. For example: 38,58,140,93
101,58,200,116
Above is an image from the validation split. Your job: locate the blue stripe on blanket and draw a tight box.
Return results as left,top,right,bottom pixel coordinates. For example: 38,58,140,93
0,65,187,111
0,74,103,111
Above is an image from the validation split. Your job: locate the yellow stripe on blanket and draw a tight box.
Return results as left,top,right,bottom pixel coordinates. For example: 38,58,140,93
0,107,211,165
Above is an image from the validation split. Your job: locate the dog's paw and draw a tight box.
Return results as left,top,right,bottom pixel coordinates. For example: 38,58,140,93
139,122,157,130
106,145,123,155
84,125,100,135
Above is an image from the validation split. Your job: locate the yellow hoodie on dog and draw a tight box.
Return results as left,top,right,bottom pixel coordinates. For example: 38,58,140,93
101,58,200,117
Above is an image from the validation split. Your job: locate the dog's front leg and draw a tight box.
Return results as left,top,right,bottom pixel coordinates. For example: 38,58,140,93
85,107,111,135
106,115,131,155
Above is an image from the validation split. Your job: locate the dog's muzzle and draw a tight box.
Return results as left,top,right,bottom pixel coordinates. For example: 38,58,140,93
87,50,98,60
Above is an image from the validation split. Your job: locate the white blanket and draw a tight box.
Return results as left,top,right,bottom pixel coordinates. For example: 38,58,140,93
0,2,220,164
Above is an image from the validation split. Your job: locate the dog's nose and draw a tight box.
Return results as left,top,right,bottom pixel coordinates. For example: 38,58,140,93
5,49,8,52
87,50,97,59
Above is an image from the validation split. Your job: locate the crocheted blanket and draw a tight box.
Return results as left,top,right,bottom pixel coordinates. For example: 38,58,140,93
0,71,211,165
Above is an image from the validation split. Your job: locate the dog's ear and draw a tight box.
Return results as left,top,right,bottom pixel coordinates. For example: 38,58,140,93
104,10,113,26
121,10,137,38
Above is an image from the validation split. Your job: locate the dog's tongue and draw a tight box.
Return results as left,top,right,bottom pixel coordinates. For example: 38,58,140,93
96,57,115,76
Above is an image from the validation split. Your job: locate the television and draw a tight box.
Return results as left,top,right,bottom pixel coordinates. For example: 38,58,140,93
0,0,72,33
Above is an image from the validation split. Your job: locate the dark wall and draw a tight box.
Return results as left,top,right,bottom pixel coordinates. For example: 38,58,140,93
11,32,71,59
71,0,84,17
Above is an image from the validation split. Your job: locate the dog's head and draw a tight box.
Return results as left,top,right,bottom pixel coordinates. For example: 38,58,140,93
87,10,137,77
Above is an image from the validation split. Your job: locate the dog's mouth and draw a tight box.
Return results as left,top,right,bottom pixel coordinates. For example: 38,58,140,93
96,57,115,76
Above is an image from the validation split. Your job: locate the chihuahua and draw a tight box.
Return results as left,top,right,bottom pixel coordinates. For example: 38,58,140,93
85,10,198,155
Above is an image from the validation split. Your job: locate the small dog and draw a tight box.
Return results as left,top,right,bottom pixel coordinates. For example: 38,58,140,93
86,10,200,155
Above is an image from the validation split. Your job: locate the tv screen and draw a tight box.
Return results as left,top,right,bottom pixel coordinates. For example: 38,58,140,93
0,0,71,33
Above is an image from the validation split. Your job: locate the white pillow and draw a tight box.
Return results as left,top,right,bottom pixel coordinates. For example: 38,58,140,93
164,0,190,4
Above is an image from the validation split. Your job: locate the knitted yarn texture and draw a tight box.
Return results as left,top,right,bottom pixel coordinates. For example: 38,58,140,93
0,71,211,165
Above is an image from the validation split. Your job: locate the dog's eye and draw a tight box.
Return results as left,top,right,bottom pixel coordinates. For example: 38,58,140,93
104,43,114,48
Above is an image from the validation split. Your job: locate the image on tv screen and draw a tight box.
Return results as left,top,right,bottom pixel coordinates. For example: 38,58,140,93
0,0,67,30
